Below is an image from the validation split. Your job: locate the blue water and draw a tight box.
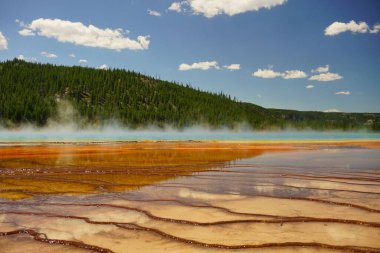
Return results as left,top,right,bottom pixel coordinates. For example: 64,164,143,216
0,129,379,142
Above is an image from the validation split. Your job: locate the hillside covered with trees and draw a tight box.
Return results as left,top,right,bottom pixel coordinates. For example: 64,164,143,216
0,59,379,131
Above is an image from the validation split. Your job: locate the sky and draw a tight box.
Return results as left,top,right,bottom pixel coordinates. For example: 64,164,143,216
0,0,379,113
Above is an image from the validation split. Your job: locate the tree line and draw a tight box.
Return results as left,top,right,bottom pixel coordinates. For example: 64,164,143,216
0,59,378,131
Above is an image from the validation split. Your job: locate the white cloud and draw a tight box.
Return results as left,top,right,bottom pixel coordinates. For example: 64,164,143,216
324,109,341,113
168,2,183,12
370,24,380,34
97,64,108,70
252,68,282,78
312,65,329,73
137,35,150,49
179,61,219,71
15,19,24,26
69,54,76,58
309,72,343,82
179,62,241,71
19,29,35,36
282,70,307,79
148,9,162,16
223,64,241,71
19,18,150,51
169,0,287,18
17,55,36,62
253,68,307,79
41,51,57,58
306,85,314,89
325,20,380,36
335,91,351,95
0,32,8,50
79,59,88,64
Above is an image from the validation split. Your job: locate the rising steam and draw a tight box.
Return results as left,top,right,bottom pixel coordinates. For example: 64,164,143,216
0,100,378,143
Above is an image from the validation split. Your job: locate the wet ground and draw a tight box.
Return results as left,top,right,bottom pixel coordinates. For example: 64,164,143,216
0,142,379,252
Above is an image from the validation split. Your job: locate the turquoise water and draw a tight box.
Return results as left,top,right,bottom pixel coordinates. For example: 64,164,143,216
1,129,379,142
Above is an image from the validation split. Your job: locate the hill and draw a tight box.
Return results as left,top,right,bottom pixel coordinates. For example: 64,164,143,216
0,59,379,131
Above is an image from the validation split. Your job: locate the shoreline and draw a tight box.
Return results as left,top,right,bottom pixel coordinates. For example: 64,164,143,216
1,139,380,149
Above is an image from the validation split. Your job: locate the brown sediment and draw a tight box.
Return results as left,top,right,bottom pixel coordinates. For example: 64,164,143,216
114,181,380,213
218,170,380,184
2,168,379,200
2,202,380,227
190,174,380,188
159,180,380,195
117,223,380,253
0,142,379,252
0,229,114,253
2,211,380,253
127,193,380,214
187,175,380,194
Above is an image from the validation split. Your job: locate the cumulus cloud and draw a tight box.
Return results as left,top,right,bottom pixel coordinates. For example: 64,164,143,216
252,68,282,78
306,84,314,89
18,18,150,51
179,61,241,71
0,32,8,50
69,53,76,58
312,65,329,73
19,29,35,36
282,70,308,79
179,61,219,71
17,55,37,62
148,9,162,17
371,24,380,34
325,20,380,36
16,19,34,36
324,109,341,113
223,64,241,71
78,59,88,64
41,51,57,58
169,0,286,18
97,64,109,70
335,91,351,95
309,72,343,82
136,35,150,49
253,68,307,79
168,2,183,12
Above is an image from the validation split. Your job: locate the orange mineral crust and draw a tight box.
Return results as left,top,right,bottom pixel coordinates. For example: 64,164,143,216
0,142,380,252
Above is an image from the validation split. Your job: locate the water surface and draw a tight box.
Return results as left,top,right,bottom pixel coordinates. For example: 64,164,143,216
1,129,380,142
0,143,379,252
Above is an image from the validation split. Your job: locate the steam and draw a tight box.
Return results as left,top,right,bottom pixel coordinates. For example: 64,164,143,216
0,99,255,142
0,100,378,143
0,126,378,143
47,99,81,129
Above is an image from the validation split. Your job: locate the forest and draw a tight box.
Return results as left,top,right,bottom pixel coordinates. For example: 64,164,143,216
0,59,379,131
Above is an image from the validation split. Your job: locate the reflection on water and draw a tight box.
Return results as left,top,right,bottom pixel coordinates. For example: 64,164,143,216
0,143,265,200
0,143,380,252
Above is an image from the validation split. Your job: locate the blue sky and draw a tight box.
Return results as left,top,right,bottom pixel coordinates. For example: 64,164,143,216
0,0,379,113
